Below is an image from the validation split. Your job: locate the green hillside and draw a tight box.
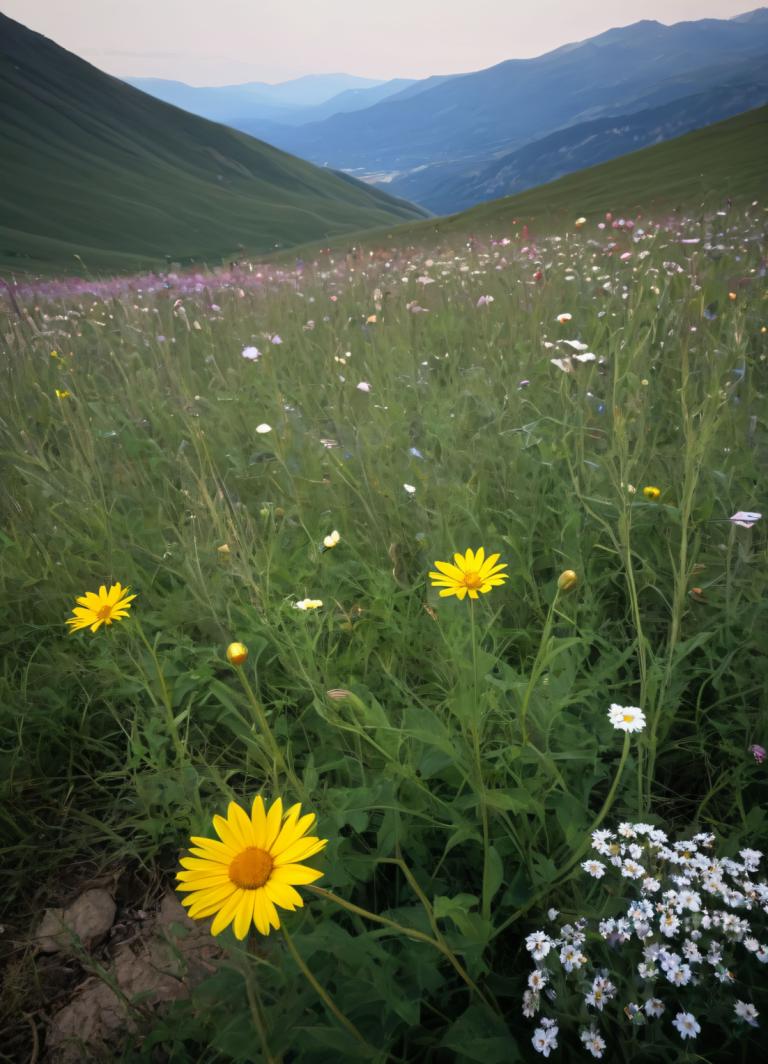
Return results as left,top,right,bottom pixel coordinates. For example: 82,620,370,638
283,104,768,260
0,14,425,276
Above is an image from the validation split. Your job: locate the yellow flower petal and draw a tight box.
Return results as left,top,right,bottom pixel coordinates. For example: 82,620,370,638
210,889,244,936
183,883,237,916
179,855,229,872
213,813,243,851
272,809,316,857
270,863,324,886
433,560,465,581
264,880,303,911
251,796,267,845
233,889,256,940
273,836,327,867
227,800,257,848
252,889,271,934
263,798,284,850
190,835,235,861
175,873,231,890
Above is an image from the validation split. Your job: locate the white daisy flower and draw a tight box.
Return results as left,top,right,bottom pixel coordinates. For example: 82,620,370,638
672,1012,700,1039
579,1029,606,1058
582,859,606,878
531,1025,558,1057
734,1000,759,1027
608,704,646,732
644,998,665,1018
526,932,554,961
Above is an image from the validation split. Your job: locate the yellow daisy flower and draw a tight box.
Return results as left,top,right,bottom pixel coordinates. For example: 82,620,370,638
176,798,328,939
65,582,137,633
429,547,508,601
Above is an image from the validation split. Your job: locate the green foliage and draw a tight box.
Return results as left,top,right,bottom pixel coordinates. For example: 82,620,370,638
1,201,766,1060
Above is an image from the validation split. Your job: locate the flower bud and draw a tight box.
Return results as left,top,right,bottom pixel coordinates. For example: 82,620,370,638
642,486,661,500
226,642,249,666
557,569,578,592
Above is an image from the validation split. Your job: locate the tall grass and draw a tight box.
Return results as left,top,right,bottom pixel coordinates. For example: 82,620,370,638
1,207,766,1060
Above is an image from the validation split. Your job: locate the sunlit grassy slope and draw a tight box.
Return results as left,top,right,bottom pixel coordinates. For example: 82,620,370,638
281,104,768,261
0,14,425,276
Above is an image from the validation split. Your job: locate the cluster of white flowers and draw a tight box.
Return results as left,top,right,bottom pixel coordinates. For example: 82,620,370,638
524,822,765,1056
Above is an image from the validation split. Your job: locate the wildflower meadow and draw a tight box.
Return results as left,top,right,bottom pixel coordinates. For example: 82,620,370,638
1,204,767,1061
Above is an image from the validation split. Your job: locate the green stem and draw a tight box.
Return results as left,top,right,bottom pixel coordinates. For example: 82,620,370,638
309,886,499,1017
492,731,632,938
233,665,305,800
519,590,559,745
469,603,492,923
241,943,278,1064
282,926,376,1055
133,620,186,766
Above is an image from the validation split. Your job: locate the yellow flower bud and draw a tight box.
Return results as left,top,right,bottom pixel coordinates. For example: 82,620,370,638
557,569,578,592
226,642,248,666
643,486,661,500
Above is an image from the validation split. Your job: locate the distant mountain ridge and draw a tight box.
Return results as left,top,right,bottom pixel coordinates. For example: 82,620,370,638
390,71,768,212
122,74,419,128
0,15,425,274
251,8,768,210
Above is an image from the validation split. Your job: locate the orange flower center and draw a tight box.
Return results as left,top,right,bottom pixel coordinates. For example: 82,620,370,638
97,604,114,621
228,846,274,889
463,570,483,589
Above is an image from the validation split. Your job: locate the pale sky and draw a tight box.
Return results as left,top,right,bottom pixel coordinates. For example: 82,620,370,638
3,0,759,83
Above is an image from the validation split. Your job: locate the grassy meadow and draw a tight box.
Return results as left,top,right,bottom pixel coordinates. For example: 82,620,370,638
1,204,767,1061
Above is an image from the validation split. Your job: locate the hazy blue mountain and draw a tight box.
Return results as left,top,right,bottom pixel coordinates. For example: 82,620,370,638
253,79,417,125
391,75,768,212
240,73,384,106
261,8,768,200
122,72,388,126
235,79,420,134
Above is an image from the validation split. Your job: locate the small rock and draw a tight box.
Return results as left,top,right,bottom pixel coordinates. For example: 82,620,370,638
35,888,116,954
46,978,127,1062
